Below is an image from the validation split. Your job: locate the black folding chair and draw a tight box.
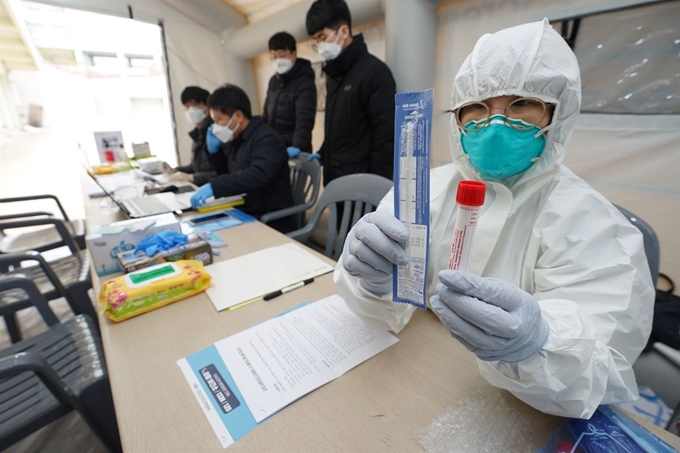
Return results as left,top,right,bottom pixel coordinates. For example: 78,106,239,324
0,218,93,343
0,276,121,452
0,195,86,253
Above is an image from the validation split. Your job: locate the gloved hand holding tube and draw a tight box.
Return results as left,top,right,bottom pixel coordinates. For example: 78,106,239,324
431,180,549,363
340,211,409,295
431,270,550,363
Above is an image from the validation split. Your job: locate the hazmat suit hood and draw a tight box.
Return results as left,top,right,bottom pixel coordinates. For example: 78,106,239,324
450,18,582,192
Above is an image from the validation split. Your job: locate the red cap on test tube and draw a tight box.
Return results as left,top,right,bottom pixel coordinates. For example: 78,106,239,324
456,181,486,206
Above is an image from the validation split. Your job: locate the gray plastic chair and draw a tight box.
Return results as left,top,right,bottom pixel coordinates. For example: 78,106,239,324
0,218,94,343
0,195,86,253
260,154,321,230
615,205,660,285
0,276,121,452
617,205,680,426
288,173,393,260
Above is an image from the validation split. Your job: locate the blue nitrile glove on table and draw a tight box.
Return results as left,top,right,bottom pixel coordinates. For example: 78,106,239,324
340,211,409,295
308,153,322,163
135,230,188,256
191,183,214,209
430,270,550,363
287,147,301,158
206,126,222,154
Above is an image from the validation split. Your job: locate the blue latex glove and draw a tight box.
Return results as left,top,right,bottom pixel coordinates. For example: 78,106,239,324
308,153,322,163
206,126,222,154
135,230,188,256
341,211,409,295
286,146,301,158
431,270,550,363
191,183,214,209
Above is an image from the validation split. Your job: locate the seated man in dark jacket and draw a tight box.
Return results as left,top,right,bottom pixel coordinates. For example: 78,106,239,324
171,86,216,186
262,32,317,158
190,84,296,234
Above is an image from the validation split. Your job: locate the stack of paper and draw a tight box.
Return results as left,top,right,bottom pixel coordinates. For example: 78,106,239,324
205,243,334,311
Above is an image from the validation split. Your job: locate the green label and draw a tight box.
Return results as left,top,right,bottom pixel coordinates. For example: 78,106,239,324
129,264,175,284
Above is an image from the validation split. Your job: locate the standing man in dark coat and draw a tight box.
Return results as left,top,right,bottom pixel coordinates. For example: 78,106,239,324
306,0,396,185
171,86,217,185
190,84,295,234
262,32,317,158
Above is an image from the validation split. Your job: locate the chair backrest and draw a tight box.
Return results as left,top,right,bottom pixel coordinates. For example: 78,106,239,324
615,205,660,285
288,174,393,260
289,156,321,228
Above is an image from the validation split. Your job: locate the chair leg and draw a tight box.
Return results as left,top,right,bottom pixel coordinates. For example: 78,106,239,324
75,235,87,251
77,379,122,453
67,285,100,331
3,313,21,343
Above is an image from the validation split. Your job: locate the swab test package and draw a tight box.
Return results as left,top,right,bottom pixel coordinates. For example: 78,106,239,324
392,89,433,309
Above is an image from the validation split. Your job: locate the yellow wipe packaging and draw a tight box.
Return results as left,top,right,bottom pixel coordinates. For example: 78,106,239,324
98,260,211,322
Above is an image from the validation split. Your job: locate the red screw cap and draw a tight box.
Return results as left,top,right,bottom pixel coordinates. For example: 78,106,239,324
456,180,486,206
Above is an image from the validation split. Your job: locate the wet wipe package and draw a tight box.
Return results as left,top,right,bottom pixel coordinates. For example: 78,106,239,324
98,260,211,322
392,89,433,310
538,405,677,453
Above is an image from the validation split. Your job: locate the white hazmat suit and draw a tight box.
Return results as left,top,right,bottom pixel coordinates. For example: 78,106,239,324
334,19,655,419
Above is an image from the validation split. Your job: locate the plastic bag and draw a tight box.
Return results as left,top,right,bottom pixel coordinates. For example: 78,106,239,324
538,405,677,453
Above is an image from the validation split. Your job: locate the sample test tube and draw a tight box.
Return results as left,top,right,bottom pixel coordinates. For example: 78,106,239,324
448,180,486,272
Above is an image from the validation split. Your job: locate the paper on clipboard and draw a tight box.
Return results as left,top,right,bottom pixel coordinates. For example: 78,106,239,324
205,243,334,311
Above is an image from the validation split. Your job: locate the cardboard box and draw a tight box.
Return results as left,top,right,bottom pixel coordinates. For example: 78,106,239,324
86,213,181,276
116,235,213,273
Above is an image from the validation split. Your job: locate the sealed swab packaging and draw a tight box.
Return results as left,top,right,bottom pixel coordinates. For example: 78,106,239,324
392,89,433,309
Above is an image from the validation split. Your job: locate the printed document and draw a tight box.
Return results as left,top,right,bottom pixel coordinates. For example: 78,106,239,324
178,295,398,447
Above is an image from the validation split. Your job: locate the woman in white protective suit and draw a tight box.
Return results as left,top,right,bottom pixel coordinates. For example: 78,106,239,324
334,18,655,419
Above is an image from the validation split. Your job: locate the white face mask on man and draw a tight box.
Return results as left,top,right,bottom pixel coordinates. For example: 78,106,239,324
317,30,344,61
211,115,239,143
184,106,206,125
274,58,294,74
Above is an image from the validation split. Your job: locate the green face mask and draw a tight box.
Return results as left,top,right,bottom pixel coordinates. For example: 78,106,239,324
460,115,547,179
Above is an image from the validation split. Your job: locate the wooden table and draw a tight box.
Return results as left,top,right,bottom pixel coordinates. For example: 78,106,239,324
83,193,680,452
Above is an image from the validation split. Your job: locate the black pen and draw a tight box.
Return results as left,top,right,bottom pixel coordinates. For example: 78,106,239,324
263,278,314,301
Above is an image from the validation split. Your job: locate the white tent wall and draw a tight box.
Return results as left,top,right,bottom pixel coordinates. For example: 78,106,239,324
27,0,251,166
434,0,680,287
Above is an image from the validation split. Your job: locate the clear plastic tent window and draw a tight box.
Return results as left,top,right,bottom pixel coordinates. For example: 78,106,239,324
554,1,680,114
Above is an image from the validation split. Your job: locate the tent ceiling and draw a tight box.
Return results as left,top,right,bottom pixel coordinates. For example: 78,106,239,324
221,0,308,23
0,0,38,71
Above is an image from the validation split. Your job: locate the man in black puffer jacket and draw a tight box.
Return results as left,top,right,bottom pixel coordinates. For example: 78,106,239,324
262,32,317,158
172,86,217,186
306,0,396,186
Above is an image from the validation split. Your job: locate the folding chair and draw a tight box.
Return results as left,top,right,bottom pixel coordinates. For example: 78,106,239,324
0,195,86,253
0,276,121,452
261,153,321,230
288,173,393,260
0,218,93,343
